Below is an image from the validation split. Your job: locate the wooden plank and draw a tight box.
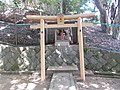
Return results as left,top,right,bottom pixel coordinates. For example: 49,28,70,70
30,23,93,29
26,13,95,20
49,73,78,90
47,66,78,72
77,17,85,81
40,19,45,81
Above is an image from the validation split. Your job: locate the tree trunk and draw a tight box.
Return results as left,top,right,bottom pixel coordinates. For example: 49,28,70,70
93,0,108,33
62,0,69,14
100,12,107,33
62,0,67,14
112,0,120,39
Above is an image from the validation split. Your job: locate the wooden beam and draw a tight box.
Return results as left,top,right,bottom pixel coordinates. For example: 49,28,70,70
30,23,77,29
26,13,95,21
40,19,45,81
30,23,93,29
77,17,85,81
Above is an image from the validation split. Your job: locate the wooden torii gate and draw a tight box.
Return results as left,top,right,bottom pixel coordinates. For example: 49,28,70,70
27,13,95,81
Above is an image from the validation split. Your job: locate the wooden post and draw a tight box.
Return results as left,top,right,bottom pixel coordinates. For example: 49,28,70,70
77,17,85,81
40,19,45,81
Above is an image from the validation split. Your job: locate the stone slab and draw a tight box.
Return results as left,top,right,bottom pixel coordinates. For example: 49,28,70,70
55,41,69,46
47,65,78,72
49,73,78,90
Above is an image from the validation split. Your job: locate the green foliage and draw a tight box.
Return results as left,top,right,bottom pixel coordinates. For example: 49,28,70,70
13,0,19,7
84,48,90,53
86,63,94,69
0,1,6,11
70,0,88,13
100,0,112,5
94,51,103,59
0,0,97,14
37,0,90,14
11,63,19,71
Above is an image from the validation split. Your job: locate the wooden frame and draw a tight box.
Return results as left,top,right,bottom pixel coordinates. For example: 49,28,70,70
27,13,95,81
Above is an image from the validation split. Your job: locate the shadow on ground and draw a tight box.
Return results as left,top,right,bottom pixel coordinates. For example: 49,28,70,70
77,76,120,90
0,73,50,90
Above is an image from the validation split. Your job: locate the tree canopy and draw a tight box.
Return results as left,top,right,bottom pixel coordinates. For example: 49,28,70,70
0,0,90,14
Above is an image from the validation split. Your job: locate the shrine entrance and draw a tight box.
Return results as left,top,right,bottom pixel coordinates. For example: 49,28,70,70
27,13,95,81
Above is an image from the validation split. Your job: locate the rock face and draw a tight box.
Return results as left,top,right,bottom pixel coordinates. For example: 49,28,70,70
0,44,120,73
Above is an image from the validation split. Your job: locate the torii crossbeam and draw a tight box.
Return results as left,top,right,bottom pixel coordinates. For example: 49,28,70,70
27,13,95,81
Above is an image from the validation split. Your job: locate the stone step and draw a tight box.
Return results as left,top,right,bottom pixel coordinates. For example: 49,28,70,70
47,65,78,73
49,73,78,90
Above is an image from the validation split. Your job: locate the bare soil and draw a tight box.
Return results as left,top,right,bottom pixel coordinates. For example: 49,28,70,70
77,75,120,90
1,23,120,53
83,26,120,52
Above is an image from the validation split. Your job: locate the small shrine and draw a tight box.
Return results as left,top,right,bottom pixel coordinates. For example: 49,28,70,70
27,13,95,81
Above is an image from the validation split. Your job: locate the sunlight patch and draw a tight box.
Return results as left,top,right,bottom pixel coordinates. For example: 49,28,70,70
11,79,20,84
27,35,32,39
0,26,7,31
7,34,11,36
24,58,30,65
17,83,27,89
58,85,67,89
55,49,61,55
26,83,36,90
69,86,76,90
10,84,16,90
90,83,99,88
78,82,89,88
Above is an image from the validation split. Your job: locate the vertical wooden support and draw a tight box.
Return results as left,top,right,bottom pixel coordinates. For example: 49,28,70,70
40,19,45,81
77,17,85,81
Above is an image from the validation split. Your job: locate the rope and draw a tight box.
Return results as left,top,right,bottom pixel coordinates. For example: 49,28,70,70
9,23,30,26
10,22,120,27
0,21,30,26
93,22,120,27
1,20,120,27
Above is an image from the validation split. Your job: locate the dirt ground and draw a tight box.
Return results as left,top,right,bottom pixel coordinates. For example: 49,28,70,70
0,73,50,90
83,26,120,52
77,76,120,90
0,73,120,90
